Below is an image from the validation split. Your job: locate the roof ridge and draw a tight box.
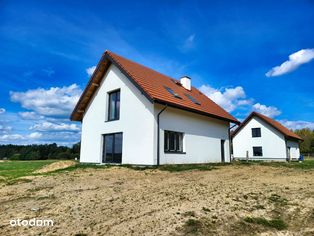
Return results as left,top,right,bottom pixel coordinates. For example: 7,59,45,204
232,112,302,140
106,50,178,82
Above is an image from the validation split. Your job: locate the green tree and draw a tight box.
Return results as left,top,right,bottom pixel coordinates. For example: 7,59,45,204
294,128,314,155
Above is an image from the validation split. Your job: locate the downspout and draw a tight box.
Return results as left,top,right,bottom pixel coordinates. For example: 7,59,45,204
285,139,289,162
157,105,168,166
228,123,238,162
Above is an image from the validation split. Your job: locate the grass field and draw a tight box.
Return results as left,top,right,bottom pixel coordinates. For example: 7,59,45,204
0,160,57,180
1,158,313,180
0,158,314,235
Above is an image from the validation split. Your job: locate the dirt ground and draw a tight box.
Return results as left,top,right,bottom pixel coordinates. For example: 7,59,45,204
0,165,313,236
33,160,77,174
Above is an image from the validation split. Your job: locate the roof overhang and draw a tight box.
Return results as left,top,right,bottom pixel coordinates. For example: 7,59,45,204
71,51,240,125
231,112,303,141
71,52,156,121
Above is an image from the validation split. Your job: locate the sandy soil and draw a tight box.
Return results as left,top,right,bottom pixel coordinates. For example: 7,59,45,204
0,165,313,236
33,160,77,174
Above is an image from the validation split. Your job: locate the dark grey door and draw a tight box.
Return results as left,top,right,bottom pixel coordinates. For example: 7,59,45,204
102,133,123,163
221,140,225,163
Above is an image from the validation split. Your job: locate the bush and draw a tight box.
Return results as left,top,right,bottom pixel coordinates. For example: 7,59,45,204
23,151,40,160
9,153,22,160
56,152,73,160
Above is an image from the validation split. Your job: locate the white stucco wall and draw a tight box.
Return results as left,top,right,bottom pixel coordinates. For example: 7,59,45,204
286,140,300,160
232,117,290,160
155,105,231,164
80,64,155,165
80,64,233,165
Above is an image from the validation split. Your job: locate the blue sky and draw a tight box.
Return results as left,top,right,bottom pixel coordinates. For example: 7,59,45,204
0,0,313,146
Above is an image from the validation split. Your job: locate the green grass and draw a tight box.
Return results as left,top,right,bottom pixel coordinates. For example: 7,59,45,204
243,217,288,230
158,164,219,172
1,158,313,181
49,163,110,173
0,160,57,180
58,158,314,173
237,158,314,170
51,163,219,173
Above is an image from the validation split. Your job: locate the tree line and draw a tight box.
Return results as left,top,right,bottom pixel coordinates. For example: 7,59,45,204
294,128,314,156
0,143,80,160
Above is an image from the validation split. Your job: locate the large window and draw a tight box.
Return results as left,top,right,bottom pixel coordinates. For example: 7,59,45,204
102,133,123,163
164,130,184,153
253,146,263,156
252,128,261,137
108,90,120,121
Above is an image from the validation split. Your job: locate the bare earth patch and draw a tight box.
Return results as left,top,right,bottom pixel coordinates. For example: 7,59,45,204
0,165,313,235
33,160,77,174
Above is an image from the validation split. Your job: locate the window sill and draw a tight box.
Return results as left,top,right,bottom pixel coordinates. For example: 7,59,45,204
105,119,119,123
164,151,186,154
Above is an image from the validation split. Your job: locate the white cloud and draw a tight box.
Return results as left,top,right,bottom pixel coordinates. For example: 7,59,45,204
86,66,96,76
0,108,5,114
0,109,81,146
28,132,42,139
182,34,195,50
0,134,25,141
0,132,42,142
10,84,82,117
252,103,281,118
19,111,44,120
42,68,55,77
279,120,314,130
199,85,252,112
199,84,282,119
266,49,314,77
30,121,80,132
0,125,12,134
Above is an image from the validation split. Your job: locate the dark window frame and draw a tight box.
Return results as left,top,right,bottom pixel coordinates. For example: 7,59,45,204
164,86,182,99
184,93,201,105
107,89,120,121
251,128,261,137
164,130,185,154
102,132,123,163
253,146,263,156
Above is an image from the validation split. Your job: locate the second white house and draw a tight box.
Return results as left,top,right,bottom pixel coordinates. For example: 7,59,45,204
232,112,302,161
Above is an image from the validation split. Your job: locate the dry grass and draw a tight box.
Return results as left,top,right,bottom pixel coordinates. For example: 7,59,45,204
0,163,313,235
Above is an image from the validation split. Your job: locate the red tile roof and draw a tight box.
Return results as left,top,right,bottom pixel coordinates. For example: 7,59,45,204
232,112,302,141
71,50,239,124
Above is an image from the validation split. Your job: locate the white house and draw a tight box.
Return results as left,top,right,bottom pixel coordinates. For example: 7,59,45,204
232,112,302,161
71,50,239,165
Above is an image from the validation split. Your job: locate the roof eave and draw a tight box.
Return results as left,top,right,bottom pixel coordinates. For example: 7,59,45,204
70,51,155,121
70,53,108,121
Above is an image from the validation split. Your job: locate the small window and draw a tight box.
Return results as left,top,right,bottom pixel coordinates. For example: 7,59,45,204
164,130,184,153
185,93,201,105
164,86,182,99
252,128,261,137
253,146,263,156
108,90,120,121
